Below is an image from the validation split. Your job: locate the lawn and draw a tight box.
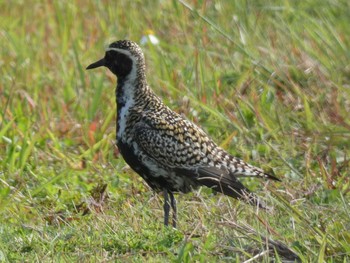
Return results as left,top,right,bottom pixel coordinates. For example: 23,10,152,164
1,0,349,262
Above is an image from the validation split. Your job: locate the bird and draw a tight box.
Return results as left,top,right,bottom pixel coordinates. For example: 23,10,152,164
86,40,280,228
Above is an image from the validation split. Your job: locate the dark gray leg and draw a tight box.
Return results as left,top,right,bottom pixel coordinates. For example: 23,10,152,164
169,191,177,228
163,189,170,226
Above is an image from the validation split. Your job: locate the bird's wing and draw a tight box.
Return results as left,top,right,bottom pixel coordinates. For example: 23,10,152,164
133,109,270,208
133,108,212,169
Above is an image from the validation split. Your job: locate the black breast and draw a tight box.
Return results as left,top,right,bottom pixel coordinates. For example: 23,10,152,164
117,141,177,192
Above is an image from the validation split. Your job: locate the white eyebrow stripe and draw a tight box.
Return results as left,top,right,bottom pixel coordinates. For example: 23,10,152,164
106,47,121,52
106,47,132,57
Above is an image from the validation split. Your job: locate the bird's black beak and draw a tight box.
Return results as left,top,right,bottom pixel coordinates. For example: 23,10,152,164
86,58,105,70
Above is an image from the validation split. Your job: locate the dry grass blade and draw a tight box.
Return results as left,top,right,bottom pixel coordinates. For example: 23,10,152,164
218,220,301,262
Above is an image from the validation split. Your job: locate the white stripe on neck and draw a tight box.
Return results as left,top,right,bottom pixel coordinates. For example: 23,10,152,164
109,47,139,141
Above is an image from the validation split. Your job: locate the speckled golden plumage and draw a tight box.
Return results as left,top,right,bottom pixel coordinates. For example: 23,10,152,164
87,40,279,227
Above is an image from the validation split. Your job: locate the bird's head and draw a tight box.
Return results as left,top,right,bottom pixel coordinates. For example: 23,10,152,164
86,40,145,80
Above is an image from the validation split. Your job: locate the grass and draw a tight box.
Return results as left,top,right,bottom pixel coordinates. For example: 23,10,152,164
1,0,350,261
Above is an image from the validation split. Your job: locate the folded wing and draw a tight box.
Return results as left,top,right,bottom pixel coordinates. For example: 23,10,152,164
133,110,272,209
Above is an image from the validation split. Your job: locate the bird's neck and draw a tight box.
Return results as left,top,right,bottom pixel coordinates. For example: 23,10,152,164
116,71,148,109
115,70,159,142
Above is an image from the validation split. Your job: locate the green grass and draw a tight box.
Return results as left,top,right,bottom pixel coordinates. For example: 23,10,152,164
1,0,350,261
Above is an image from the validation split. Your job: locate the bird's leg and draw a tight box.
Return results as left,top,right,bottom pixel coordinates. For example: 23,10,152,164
169,191,177,228
163,189,170,226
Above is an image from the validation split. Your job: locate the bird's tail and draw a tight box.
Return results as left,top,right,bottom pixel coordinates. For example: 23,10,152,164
225,154,280,182
195,166,272,210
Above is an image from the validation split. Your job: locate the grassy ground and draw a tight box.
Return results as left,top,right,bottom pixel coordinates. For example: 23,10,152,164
1,0,350,262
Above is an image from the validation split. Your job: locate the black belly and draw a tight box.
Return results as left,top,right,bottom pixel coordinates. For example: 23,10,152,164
117,141,181,192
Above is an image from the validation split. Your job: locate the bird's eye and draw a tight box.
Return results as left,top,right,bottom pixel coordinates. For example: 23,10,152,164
105,52,112,59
